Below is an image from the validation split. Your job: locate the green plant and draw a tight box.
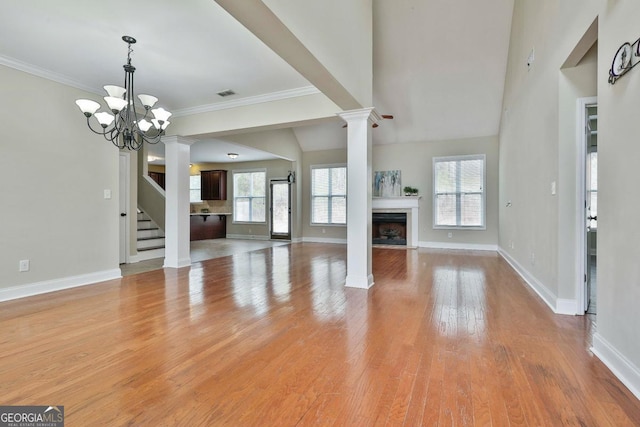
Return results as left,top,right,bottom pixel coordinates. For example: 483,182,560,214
403,186,419,195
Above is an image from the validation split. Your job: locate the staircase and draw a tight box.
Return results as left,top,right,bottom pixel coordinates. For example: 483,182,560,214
136,210,165,261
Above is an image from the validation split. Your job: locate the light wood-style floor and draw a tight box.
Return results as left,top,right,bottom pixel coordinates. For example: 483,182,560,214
1,244,639,426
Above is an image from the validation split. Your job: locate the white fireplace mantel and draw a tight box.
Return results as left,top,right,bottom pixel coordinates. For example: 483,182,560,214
372,197,421,248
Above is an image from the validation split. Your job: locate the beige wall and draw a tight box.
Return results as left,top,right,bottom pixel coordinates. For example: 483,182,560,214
0,65,119,291
301,137,499,247
373,137,499,247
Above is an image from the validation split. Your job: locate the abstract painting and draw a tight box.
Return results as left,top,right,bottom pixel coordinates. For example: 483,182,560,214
373,170,402,197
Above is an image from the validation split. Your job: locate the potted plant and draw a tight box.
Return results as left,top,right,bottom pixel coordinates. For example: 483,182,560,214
403,186,419,196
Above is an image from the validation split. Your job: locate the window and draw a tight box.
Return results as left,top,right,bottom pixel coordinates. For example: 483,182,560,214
190,175,201,203
311,165,347,225
433,155,485,229
233,170,266,223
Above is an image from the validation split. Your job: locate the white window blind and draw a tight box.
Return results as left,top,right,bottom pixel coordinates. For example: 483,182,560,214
433,155,485,229
233,170,266,223
311,165,346,225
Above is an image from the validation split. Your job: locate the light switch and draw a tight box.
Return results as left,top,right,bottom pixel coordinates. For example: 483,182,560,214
104,189,112,199
551,181,556,195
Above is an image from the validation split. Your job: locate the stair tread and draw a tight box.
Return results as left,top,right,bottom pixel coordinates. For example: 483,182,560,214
138,236,165,241
138,245,165,251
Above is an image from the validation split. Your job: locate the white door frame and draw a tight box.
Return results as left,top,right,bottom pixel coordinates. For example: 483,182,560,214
575,96,597,313
119,152,131,264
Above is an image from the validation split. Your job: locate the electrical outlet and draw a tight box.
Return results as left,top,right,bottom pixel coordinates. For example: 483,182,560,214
19,259,30,272
104,189,112,199
447,232,452,238
322,228,326,234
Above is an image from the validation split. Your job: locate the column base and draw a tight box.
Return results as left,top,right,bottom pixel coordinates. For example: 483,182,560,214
345,274,375,289
163,257,192,269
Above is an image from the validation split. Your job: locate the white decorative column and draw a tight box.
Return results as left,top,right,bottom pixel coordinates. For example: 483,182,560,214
339,108,380,289
163,136,195,268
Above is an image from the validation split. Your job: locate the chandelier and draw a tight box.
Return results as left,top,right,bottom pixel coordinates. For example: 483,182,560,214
75,36,171,151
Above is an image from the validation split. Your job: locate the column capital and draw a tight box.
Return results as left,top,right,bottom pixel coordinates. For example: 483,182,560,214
337,108,381,126
162,135,198,146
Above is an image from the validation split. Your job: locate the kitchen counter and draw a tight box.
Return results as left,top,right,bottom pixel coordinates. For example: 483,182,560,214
190,213,229,240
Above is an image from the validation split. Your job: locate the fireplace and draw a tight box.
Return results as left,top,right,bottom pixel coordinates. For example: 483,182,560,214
372,197,420,248
373,212,407,246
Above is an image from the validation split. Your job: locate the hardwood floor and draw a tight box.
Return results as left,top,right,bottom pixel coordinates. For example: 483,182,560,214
1,244,639,426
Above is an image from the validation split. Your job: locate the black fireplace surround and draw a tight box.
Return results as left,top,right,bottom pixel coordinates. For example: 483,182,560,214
372,212,407,246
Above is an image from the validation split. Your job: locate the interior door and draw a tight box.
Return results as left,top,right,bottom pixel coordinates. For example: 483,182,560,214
270,180,291,240
585,103,598,314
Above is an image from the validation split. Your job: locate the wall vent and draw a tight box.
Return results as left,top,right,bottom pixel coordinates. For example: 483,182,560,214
217,89,236,97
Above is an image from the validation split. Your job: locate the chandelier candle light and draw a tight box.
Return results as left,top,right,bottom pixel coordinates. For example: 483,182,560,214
75,36,171,151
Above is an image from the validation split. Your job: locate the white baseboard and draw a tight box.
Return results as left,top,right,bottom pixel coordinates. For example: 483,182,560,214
592,333,640,401
419,241,498,251
226,234,270,241
556,298,580,315
498,247,568,314
301,237,347,244
0,269,122,303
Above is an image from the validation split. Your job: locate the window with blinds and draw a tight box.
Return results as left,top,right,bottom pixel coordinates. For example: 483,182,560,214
233,170,266,223
190,175,202,203
311,165,347,225
433,155,486,229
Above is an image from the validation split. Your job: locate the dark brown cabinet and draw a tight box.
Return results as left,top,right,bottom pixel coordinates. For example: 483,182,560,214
190,215,227,240
201,170,227,200
148,172,165,189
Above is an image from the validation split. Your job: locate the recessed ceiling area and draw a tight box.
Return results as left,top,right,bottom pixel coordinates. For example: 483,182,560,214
146,139,289,165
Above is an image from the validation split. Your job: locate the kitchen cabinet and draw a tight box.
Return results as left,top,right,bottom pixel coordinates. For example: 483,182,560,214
201,170,227,200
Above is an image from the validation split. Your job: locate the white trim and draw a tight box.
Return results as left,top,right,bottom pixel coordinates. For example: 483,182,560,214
301,237,347,245
0,269,122,303
345,273,375,289
556,299,580,315
592,333,640,401
172,86,321,117
419,241,498,251
498,247,558,313
143,174,166,197
226,234,270,241
0,54,100,94
163,257,192,269
576,96,598,314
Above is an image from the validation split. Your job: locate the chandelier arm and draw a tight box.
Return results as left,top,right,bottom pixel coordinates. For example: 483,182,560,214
85,117,114,137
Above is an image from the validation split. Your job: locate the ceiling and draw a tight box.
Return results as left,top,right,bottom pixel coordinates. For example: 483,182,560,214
0,0,514,161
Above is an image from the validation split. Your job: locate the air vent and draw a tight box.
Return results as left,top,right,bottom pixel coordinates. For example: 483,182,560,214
217,89,236,97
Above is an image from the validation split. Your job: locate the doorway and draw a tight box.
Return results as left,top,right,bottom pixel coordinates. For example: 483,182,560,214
119,152,130,264
584,103,598,314
270,180,291,240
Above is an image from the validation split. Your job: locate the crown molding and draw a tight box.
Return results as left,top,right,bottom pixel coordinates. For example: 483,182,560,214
171,86,321,117
0,54,101,94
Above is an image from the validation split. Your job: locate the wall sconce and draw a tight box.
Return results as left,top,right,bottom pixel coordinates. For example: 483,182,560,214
287,171,296,184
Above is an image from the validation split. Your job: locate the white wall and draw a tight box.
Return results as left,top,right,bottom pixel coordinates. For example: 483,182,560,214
262,0,373,107
0,65,120,296
501,0,640,397
596,0,640,392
